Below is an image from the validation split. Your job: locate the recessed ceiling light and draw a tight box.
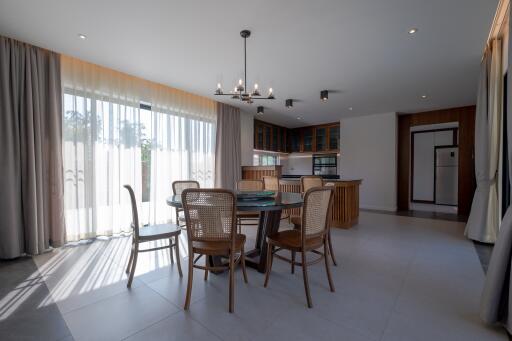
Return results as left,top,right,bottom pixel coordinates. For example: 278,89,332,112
296,117,302,120
421,94,427,99
78,34,87,40
348,107,353,111
408,28,418,35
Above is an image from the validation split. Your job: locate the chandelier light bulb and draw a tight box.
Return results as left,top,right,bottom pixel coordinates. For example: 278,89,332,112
239,79,243,85
269,88,273,93
254,83,258,89
217,83,222,89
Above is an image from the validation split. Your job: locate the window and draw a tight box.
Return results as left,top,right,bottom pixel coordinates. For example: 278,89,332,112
63,91,216,241
253,153,279,166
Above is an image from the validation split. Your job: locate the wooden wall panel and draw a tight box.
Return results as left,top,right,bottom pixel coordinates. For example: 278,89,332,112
241,166,282,180
397,114,411,211
397,106,476,217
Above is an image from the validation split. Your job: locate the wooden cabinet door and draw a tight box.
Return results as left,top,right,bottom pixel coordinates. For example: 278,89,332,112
264,125,271,150
303,127,314,152
316,127,327,151
271,126,278,151
290,129,301,152
328,125,340,150
255,121,264,150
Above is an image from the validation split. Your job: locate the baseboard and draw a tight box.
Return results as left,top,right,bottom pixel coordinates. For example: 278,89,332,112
360,204,397,212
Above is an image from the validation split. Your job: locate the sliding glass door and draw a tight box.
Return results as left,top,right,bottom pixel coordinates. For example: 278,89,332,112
63,91,215,241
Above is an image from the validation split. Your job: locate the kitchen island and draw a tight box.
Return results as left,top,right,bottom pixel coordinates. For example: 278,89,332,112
279,178,361,228
240,166,361,229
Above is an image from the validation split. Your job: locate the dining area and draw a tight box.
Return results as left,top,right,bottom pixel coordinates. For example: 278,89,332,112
124,175,338,313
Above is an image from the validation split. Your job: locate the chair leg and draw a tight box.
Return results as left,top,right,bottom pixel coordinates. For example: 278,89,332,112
240,246,248,284
204,256,209,281
126,243,134,274
263,244,274,288
174,235,183,278
328,230,337,266
291,251,296,274
324,242,335,292
169,238,174,264
229,251,235,313
127,245,138,288
301,251,313,308
184,251,194,310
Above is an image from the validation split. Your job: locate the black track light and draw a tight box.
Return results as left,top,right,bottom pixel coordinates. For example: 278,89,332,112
257,106,264,114
285,99,293,108
321,90,328,101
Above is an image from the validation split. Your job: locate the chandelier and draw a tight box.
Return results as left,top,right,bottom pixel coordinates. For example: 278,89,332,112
214,30,275,104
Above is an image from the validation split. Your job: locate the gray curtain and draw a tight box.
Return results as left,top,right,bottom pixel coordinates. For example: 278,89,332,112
480,13,512,331
215,102,241,191
465,50,493,242
0,36,64,259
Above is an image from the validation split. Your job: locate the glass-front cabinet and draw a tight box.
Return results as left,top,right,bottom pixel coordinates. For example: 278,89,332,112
290,129,301,153
303,127,314,152
328,126,339,150
316,127,327,151
254,119,339,153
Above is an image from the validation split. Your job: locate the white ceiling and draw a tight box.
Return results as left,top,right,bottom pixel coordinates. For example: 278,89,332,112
0,0,498,127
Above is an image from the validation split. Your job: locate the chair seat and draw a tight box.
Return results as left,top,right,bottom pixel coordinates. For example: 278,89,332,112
267,230,323,251
139,223,181,241
192,234,246,255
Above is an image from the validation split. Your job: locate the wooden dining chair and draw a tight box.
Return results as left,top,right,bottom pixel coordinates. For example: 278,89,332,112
182,188,248,313
172,180,200,229
263,176,290,222
290,176,337,266
236,179,264,233
264,186,335,308
262,176,279,191
123,185,182,288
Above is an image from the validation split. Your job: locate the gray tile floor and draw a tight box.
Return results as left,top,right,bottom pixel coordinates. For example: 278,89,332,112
0,211,508,340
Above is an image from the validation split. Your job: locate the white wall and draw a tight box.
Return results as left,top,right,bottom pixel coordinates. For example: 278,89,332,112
340,112,397,211
240,111,254,166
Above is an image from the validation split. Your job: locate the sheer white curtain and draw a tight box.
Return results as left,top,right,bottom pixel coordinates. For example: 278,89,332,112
61,56,216,241
465,39,503,243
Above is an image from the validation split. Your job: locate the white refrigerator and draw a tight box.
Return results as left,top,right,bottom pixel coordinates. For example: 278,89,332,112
435,147,458,206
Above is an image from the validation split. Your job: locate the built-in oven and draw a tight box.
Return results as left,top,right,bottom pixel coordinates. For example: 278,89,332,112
312,154,338,177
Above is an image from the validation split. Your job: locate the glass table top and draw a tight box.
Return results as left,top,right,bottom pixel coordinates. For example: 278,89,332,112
166,192,303,212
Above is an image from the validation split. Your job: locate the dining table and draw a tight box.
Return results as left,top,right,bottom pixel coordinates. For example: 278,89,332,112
166,191,303,273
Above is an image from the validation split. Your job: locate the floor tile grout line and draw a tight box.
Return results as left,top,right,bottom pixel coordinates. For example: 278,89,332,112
186,312,229,341
377,245,418,341
58,280,151,316
119,309,182,341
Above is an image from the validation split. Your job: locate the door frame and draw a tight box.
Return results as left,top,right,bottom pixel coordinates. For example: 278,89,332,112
410,127,458,204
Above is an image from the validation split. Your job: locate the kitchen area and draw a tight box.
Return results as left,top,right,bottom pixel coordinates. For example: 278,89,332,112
243,119,361,228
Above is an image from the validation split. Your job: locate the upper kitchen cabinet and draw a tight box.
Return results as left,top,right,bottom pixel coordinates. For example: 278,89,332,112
328,125,340,150
289,128,301,153
254,119,288,152
254,119,339,153
316,126,327,151
302,127,314,152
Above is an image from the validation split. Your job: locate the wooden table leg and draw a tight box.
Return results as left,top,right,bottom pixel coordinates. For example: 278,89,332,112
246,209,282,273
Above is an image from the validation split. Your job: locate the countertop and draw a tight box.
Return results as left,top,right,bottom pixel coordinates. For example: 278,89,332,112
279,178,362,183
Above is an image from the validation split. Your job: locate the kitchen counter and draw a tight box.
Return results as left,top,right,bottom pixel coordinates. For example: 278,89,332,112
279,179,362,229
240,166,361,228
